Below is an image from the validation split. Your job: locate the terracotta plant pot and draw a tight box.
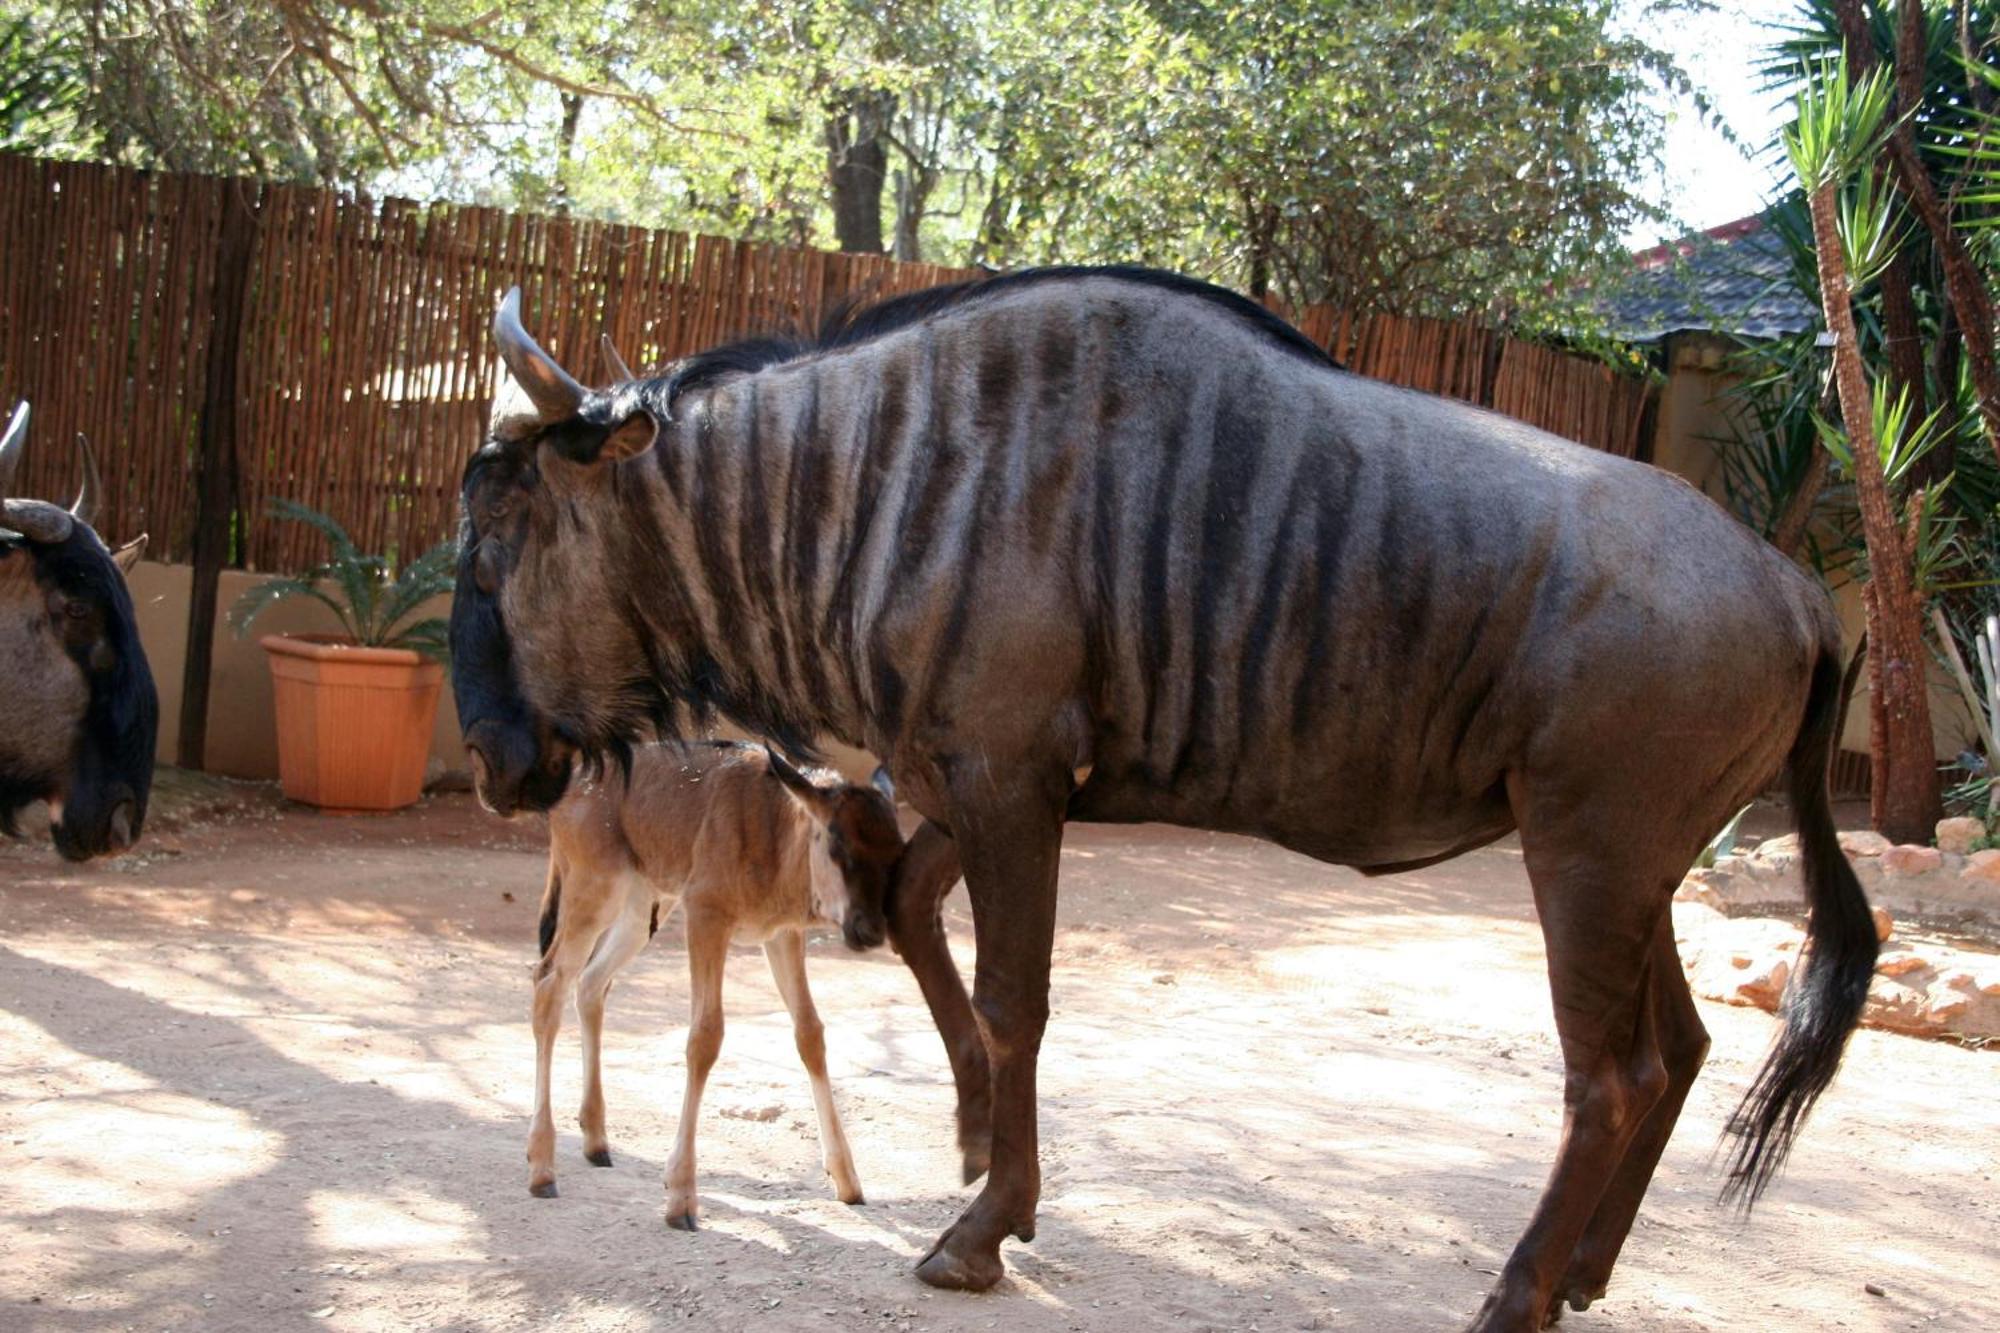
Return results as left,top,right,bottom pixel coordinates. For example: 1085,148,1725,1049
261,635,444,813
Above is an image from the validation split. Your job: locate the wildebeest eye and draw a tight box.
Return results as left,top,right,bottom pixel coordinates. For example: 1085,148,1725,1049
63,599,91,620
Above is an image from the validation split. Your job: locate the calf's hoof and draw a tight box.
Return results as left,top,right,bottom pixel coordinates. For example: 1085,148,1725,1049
529,1179,558,1199
666,1210,700,1232
585,1148,614,1168
914,1232,1005,1292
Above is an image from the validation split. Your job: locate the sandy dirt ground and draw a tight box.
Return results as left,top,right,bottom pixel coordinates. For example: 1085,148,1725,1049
2,786,1997,1333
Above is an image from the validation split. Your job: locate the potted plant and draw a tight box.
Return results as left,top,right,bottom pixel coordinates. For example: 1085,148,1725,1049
230,501,456,812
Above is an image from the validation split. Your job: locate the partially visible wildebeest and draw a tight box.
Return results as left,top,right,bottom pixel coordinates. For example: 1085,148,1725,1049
450,268,1875,1331
524,740,902,1223
1,402,157,861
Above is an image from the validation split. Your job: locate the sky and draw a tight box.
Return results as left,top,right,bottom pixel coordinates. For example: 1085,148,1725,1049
1627,0,1801,249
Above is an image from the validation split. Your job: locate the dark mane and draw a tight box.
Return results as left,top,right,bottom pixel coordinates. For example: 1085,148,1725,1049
649,265,1341,412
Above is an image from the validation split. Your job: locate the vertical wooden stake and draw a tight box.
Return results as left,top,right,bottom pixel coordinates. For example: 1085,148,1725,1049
178,180,259,771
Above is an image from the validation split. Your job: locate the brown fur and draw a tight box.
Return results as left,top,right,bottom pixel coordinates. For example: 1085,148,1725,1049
523,742,901,1222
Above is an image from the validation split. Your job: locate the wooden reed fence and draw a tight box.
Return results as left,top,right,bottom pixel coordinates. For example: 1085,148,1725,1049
1,153,1653,577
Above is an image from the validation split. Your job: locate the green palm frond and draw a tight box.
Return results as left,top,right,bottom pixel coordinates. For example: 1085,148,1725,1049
229,504,457,662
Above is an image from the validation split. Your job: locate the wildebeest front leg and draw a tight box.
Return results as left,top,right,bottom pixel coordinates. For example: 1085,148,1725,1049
914,792,1064,1293
887,818,990,1183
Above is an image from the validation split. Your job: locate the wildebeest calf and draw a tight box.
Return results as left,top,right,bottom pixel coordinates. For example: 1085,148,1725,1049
527,740,903,1226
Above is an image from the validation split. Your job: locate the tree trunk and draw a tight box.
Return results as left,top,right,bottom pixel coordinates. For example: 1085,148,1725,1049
893,163,937,262
1885,0,2000,469
825,89,891,254
553,92,583,216
1807,177,1943,842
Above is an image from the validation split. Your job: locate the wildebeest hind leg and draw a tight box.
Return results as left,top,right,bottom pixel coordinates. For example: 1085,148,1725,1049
914,784,1065,1293
1553,922,1709,1316
887,819,990,1183
1471,778,1678,1332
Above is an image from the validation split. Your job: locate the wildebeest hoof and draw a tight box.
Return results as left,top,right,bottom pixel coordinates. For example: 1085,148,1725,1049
585,1148,613,1167
529,1180,558,1199
666,1210,699,1232
1010,1218,1035,1243
915,1229,1004,1292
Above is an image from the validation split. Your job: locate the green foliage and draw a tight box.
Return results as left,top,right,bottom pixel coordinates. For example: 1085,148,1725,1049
29,0,1692,320
1781,54,1895,192
228,501,456,660
0,14,82,155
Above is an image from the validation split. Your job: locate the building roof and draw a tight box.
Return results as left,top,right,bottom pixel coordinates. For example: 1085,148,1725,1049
1598,214,1818,344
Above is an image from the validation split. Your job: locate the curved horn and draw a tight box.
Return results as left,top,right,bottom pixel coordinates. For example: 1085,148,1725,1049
71,432,101,527
0,401,27,498
493,287,585,422
601,334,636,382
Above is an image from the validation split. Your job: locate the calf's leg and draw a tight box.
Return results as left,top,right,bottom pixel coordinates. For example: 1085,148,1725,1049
527,864,617,1198
887,818,990,1182
764,928,864,1204
664,903,731,1230
573,887,657,1168
914,781,1065,1293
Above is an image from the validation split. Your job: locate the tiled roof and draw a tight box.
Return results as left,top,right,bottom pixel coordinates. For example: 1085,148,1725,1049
1598,214,1818,344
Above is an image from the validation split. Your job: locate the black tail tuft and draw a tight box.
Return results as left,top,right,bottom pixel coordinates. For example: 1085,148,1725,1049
538,867,562,959
1721,648,1878,1208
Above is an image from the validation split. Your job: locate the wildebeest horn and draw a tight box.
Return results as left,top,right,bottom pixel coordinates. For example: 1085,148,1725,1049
493,287,585,422
0,401,26,498
71,432,101,527
0,402,75,543
601,334,636,382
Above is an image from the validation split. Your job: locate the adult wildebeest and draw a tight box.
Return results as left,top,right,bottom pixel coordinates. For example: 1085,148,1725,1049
451,268,1875,1331
1,402,157,861
526,740,902,1218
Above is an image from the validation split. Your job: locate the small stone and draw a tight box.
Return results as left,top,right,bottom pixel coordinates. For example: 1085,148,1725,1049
1871,906,1894,943
721,1104,783,1123
1881,844,1944,876
1839,831,1893,858
1865,1282,1886,1298
1875,951,1930,978
1151,973,1176,986
1936,817,1987,856
1960,849,2000,885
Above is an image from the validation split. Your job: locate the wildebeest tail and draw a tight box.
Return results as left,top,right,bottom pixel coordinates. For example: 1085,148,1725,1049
1721,645,1877,1206
537,860,562,959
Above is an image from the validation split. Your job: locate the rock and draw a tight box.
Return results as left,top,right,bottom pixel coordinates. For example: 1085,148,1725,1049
1735,956,1790,1009
1881,844,1944,876
1923,989,1972,1022
1935,817,1987,856
1961,849,2000,886
1839,831,1893,858
1758,833,1801,858
1674,877,1723,910
1871,905,1894,943
1875,951,1930,978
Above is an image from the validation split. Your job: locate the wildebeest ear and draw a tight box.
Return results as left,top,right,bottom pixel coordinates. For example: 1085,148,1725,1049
869,765,896,805
765,745,833,818
113,535,147,575
601,408,658,463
